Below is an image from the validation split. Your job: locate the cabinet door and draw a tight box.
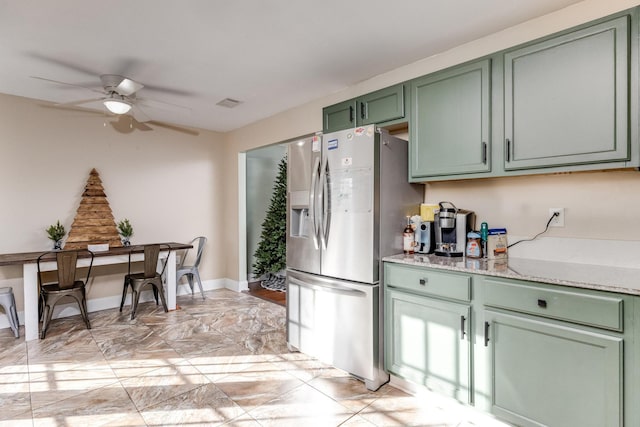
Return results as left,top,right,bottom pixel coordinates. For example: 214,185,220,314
357,84,405,126
483,310,623,427
385,288,472,403
410,59,491,178
323,100,356,133
504,16,629,170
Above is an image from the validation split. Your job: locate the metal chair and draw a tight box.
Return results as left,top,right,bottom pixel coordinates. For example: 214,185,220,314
0,287,19,338
37,249,94,339
119,244,170,320
176,236,207,300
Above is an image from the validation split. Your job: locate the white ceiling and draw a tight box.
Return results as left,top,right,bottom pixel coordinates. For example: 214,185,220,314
0,0,583,133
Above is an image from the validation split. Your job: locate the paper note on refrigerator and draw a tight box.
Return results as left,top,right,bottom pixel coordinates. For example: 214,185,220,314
330,167,372,214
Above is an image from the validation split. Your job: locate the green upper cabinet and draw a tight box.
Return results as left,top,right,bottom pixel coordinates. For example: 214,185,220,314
504,15,630,170
356,84,405,126
322,83,406,133
410,59,491,180
323,99,356,134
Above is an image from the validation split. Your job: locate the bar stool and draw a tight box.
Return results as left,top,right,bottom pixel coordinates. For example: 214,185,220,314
0,287,20,338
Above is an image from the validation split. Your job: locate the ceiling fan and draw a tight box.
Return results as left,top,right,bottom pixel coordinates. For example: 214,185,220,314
31,73,195,133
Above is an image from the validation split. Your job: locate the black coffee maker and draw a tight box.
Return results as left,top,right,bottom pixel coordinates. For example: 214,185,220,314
434,201,475,257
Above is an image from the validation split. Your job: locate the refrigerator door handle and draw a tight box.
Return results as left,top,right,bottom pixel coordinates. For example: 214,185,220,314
288,276,366,297
319,159,331,249
309,156,321,249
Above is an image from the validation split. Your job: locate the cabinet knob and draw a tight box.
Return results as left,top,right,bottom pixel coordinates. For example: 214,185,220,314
537,299,548,309
419,278,428,286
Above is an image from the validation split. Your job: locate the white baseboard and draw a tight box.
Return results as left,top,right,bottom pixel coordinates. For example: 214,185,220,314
0,277,247,330
227,279,249,292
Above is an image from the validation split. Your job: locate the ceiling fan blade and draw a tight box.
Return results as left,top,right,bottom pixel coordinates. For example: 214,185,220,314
55,97,104,107
131,104,152,123
139,83,195,97
39,103,108,116
30,76,105,94
110,115,153,134
116,77,144,96
148,120,200,136
137,97,191,113
27,52,100,76
100,74,143,96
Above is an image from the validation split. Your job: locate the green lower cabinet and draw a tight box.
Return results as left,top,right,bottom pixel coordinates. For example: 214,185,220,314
385,288,472,403
483,309,623,427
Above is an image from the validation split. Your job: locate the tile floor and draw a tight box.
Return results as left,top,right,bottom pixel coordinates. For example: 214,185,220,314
0,289,510,426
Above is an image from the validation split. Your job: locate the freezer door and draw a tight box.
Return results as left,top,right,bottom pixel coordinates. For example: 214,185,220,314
321,126,376,283
286,269,380,384
286,135,322,275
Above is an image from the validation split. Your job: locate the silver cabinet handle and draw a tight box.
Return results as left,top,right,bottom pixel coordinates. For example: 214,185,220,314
460,315,466,340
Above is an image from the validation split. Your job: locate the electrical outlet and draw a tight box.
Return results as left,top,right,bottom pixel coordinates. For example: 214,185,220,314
549,208,565,227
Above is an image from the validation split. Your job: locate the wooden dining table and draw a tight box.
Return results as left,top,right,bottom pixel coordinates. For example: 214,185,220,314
0,242,192,341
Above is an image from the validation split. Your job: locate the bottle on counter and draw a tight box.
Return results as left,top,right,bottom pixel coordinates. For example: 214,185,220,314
403,216,414,255
480,222,488,259
466,231,482,258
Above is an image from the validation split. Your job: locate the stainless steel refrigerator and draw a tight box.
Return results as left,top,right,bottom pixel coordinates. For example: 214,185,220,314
286,125,423,390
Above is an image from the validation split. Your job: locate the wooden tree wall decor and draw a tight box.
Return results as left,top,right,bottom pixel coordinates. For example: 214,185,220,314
64,168,123,250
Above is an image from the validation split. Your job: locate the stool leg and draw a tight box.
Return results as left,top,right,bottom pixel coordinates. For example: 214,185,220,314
77,289,91,330
9,302,19,338
1,299,18,338
41,303,53,339
155,282,168,313
120,278,129,312
194,270,205,300
187,274,194,294
131,288,141,320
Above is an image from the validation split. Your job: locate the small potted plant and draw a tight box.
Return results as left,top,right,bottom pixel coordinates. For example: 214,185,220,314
117,218,134,246
46,220,66,250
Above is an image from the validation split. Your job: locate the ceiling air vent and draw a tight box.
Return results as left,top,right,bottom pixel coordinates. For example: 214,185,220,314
216,98,242,108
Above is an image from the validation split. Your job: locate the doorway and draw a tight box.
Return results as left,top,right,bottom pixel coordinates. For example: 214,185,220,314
244,143,287,305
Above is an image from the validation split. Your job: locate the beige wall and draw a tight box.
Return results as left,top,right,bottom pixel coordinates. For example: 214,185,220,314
223,0,640,280
0,93,226,309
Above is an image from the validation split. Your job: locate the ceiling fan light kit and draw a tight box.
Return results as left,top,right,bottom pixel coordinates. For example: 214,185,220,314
103,95,132,115
31,73,196,133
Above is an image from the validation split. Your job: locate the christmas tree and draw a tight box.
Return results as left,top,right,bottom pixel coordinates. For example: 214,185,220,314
253,155,287,288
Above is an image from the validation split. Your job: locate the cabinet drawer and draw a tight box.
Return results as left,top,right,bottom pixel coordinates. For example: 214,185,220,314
385,263,471,302
483,277,623,332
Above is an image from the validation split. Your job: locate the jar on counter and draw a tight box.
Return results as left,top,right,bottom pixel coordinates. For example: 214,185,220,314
466,231,482,258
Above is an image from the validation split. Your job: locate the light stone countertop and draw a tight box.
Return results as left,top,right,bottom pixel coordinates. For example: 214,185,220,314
383,253,640,296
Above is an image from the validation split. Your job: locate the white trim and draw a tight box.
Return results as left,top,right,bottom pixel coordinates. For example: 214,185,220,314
238,152,248,286
226,278,249,292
